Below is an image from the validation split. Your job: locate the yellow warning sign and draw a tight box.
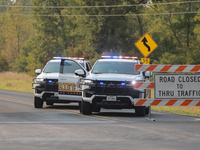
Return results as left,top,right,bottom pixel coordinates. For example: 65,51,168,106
141,58,150,64
135,33,158,58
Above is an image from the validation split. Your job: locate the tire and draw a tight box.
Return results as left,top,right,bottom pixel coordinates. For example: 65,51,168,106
34,96,43,108
92,106,101,112
81,100,92,115
46,101,54,105
135,106,146,117
79,102,82,113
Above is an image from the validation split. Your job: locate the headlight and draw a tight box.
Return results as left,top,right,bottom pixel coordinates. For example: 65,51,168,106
126,80,136,87
83,80,94,89
132,81,136,85
35,78,45,83
84,80,93,84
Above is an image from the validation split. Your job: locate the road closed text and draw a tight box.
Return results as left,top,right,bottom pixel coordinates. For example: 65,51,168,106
155,74,200,99
159,76,200,83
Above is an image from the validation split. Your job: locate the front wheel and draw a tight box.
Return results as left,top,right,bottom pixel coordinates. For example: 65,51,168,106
81,100,92,115
34,96,43,108
135,106,146,117
79,102,82,113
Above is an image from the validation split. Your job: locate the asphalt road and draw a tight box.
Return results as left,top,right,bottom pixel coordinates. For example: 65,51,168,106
0,89,200,150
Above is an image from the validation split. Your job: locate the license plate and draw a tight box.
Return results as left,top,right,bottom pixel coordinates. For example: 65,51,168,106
106,96,117,101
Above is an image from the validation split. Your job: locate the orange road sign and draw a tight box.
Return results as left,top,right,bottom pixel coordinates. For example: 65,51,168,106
135,33,158,58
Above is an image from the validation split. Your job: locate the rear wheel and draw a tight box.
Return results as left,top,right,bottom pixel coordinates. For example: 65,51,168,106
135,106,146,116
34,96,43,108
81,100,92,115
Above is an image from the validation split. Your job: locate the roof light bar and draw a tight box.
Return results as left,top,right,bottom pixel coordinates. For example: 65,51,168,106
53,57,85,60
101,56,137,60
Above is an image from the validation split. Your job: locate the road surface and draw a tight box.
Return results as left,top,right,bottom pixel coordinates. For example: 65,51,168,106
0,90,200,150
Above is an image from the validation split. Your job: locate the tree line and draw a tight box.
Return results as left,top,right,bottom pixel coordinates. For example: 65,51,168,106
0,0,200,76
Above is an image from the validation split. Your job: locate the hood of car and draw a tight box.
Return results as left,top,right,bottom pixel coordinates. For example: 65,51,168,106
36,72,59,79
85,73,144,81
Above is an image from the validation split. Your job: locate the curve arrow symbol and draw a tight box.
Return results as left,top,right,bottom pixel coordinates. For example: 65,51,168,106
142,37,151,52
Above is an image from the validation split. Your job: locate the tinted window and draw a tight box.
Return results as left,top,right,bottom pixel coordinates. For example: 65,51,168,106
92,61,140,75
63,60,83,73
43,61,60,73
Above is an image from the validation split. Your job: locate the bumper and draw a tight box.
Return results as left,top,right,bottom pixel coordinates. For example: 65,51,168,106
34,91,58,99
82,92,144,109
83,95,135,104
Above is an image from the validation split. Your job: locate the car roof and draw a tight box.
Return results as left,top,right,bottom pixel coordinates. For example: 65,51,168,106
48,59,90,63
97,59,140,63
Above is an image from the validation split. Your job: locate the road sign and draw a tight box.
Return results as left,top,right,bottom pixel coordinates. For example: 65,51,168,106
154,74,200,99
141,58,150,64
135,33,158,58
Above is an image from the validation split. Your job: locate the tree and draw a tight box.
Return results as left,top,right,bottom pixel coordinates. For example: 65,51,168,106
143,0,200,64
81,0,149,55
1,2,34,70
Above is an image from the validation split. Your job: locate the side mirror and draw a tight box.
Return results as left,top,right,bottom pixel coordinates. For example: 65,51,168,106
143,71,152,79
75,69,85,77
35,69,41,75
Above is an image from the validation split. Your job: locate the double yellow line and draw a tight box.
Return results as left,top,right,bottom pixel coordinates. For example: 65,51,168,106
0,96,133,123
0,96,32,105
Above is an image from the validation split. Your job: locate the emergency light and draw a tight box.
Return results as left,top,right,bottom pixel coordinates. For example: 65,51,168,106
101,56,137,60
53,57,85,60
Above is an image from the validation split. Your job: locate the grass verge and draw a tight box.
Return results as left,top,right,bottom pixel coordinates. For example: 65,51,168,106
0,71,34,93
149,89,200,117
151,106,200,117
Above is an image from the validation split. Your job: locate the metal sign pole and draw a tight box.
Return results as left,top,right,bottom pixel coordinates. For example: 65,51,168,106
146,71,155,121
149,72,151,119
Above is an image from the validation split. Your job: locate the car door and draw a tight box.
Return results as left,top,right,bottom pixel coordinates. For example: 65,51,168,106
86,61,92,71
58,59,87,101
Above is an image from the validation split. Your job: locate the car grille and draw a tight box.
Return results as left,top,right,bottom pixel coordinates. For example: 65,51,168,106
85,80,140,96
45,79,58,91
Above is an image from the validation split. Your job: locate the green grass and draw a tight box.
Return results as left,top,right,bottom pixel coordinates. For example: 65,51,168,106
0,72,200,117
151,106,200,117
149,89,200,117
0,71,34,93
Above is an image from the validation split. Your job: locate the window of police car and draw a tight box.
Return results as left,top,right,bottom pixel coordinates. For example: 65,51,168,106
43,61,60,73
63,60,83,74
92,61,140,75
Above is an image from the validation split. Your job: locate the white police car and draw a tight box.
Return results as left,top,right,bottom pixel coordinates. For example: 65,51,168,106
32,57,92,108
76,56,150,116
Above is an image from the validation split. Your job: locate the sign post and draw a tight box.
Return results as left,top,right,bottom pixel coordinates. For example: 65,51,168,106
135,33,158,120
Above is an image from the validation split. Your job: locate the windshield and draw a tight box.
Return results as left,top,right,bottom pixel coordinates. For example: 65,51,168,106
43,61,60,73
91,61,140,75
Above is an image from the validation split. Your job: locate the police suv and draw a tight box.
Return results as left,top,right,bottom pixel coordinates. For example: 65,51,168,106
32,57,92,108
76,56,150,116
